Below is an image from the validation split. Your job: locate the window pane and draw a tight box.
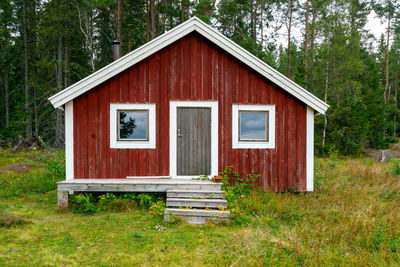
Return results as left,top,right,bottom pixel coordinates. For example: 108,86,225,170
119,111,148,140
239,111,267,141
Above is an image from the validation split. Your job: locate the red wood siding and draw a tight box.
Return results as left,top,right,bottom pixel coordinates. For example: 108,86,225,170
73,33,307,192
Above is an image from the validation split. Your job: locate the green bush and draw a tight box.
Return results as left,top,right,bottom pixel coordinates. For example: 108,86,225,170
70,193,97,214
149,200,166,217
220,165,258,204
70,192,165,214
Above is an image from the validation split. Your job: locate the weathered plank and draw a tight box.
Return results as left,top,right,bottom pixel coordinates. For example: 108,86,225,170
73,33,308,191
57,179,222,192
57,191,69,210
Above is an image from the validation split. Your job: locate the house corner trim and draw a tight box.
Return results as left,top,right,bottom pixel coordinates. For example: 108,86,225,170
306,106,314,191
65,100,74,180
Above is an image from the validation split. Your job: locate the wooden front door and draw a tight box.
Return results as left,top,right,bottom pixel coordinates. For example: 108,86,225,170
177,107,211,176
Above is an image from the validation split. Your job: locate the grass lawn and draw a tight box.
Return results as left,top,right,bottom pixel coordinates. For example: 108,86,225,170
1,149,400,266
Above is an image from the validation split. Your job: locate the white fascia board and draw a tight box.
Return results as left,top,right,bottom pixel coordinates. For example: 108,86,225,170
49,17,329,114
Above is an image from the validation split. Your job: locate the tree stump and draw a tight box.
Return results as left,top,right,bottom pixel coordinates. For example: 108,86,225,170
378,150,391,162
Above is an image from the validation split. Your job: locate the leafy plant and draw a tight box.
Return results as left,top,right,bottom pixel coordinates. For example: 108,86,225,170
220,165,258,204
137,193,160,208
70,193,97,214
149,200,166,217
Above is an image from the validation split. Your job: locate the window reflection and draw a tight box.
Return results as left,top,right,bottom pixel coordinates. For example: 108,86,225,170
118,111,148,140
239,111,268,141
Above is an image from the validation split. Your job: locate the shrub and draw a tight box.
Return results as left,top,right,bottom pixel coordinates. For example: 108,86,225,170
98,193,118,208
220,165,258,204
136,193,164,208
149,200,166,217
70,192,165,214
70,193,97,214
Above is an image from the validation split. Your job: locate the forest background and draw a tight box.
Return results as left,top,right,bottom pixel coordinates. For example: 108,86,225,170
0,0,399,155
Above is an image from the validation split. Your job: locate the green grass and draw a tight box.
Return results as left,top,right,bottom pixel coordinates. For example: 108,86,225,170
1,149,400,265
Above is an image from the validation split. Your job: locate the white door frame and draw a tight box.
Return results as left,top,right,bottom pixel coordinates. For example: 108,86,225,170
169,101,219,179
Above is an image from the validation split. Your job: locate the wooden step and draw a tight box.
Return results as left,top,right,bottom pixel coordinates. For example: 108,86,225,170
164,208,230,225
167,190,225,199
166,198,227,209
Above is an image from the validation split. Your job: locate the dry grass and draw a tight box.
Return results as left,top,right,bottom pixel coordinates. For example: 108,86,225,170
1,153,400,265
0,213,30,228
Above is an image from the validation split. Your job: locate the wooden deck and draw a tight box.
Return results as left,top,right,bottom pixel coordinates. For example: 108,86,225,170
57,179,222,209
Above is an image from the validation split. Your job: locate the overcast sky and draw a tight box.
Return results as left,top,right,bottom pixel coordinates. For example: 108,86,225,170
274,9,387,50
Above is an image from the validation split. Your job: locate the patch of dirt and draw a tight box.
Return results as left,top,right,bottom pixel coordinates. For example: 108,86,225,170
1,163,31,173
390,142,400,153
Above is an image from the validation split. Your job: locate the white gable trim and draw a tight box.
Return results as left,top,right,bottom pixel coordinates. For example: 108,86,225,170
49,17,329,114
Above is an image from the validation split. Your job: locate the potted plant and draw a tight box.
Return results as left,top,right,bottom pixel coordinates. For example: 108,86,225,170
212,175,222,183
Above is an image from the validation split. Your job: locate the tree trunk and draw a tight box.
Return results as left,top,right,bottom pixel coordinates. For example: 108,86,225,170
286,0,293,79
33,88,39,138
146,0,150,41
55,36,64,148
322,62,329,148
322,24,330,148
384,14,391,104
128,29,132,51
251,0,258,42
5,71,9,128
303,0,309,86
150,0,156,40
23,2,32,138
64,0,71,88
181,0,185,22
309,10,316,91
260,9,264,45
394,72,398,137
118,0,122,47
77,5,95,72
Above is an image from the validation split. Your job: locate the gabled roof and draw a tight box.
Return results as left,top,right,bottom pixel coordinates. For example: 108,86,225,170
49,17,329,114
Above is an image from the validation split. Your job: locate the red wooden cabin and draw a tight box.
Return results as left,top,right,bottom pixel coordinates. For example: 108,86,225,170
49,17,328,192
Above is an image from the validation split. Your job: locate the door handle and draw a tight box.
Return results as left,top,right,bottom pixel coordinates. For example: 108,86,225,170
177,129,183,137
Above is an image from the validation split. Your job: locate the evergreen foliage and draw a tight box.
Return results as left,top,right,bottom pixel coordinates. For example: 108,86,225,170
0,0,399,155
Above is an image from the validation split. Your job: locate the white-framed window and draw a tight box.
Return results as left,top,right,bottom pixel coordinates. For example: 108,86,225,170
110,103,156,149
232,104,275,149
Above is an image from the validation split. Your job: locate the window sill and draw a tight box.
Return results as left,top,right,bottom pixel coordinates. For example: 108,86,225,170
233,142,275,149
